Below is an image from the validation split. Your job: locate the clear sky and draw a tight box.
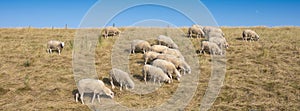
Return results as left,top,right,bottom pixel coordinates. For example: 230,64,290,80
0,0,299,28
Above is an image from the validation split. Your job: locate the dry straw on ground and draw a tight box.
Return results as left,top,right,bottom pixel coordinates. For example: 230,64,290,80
0,27,299,110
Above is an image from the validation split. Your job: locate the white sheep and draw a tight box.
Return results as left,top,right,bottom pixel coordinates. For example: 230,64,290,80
152,59,181,82
130,39,151,54
109,68,135,91
157,35,179,49
156,54,191,75
242,29,260,41
162,48,185,60
143,65,171,85
151,45,169,53
75,78,114,104
209,37,229,50
143,51,161,64
187,24,204,38
47,40,64,55
102,27,121,38
200,41,222,55
203,26,225,38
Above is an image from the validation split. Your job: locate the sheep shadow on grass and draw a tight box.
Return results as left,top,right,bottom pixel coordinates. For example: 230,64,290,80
133,74,144,82
235,37,244,41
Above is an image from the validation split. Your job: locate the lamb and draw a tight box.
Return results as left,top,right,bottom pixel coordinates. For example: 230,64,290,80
75,78,114,104
152,59,181,81
47,40,64,55
151,45,169,53
203,26,225,38
102,27,121,38
200,41,222,55
156,54,191,75
242,29,260,41
109,68,135,91
162,48,185,60
143,65,171,85
130,39,151,54
157,35,179,49
187,24,204,38
143,51,161,64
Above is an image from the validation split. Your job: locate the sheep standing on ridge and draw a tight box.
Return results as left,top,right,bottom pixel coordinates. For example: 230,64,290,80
109,68,135,91
151,45,169,53
130,40,151,54
157,35,178,49
242,29,260,41
200,41,222,55
152,59,181,81
76,78,114,104
187,24,204,38
47,40,64,55
102,27,121,38
143,51,161,64
143,65,171,85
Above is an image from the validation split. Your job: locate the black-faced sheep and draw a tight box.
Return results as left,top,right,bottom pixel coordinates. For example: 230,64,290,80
109,68,135,91
47,40,64,55
130,40,151,54
187,24,204,38
200,41,222,55
76,78,114,104
157,35,179,49
242,29,260,41
102,27,121,38
152,59,181,81
143,65,171,85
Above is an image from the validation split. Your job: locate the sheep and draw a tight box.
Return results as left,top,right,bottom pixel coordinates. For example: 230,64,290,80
75,78,114,104
109,68,135,91
242,29,260,41
130,40,151,54
209,37,229,50
187,24,204,38
203,26,225,38
143,51,161,64
151,45,169,53
156,54,191,75
157,35,179,49
102,26,121,38
162,48,185,60
143,65,171,85
206,31,225,39
47,40,64,55
200,41,222,55
152,59,181,81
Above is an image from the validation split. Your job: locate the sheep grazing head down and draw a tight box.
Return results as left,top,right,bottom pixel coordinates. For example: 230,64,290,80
104,87,114,98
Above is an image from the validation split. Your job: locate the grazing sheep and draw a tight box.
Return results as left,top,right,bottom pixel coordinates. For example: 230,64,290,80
206,31,225,39
157,35,179,49
102,27,121,38
130,40,151,54
109,68,135,91
162,48,185,60
143,65,171,85
187,24,204,38
156,54,191,75
151,45,169,53
143,51,161,64
242,29,260,41
47,40,64,55
152,59,181,81
200,41,222,55
75,78,114,104
203,26,225,38
209,37,229,50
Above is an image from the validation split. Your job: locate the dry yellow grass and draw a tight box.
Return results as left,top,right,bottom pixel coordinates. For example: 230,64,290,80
0,27,299,110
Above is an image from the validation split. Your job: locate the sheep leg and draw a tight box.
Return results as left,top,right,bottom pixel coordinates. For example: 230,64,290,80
168,73,173,82
75,93,79,102
120,83,123,91
49,49,52,54
110,78,115,89
97,94,100,103
58,50,61,55
91,92,96,104
80,92,84,104
125,84,128,90
144,72,147,84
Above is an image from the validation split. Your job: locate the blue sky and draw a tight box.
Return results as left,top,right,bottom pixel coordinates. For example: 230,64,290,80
0,0,299,28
